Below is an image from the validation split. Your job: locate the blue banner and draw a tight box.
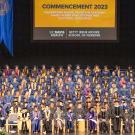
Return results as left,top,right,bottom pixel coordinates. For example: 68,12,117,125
0,0,13,55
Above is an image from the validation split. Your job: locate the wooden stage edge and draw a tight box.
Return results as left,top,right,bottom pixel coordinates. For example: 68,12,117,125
7,133,135,135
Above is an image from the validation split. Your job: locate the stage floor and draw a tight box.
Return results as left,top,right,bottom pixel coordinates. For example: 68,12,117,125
7,133,134,135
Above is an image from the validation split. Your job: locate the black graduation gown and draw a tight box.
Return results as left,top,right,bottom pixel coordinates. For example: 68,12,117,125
111,106,123,133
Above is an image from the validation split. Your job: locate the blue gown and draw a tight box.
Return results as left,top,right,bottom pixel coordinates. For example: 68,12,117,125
66,112,75,129
31,111,41,132
87,111,97,131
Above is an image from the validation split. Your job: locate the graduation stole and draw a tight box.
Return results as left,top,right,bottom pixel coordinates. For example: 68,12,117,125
88,111,97,124
56,109,63,120
34,111,39,118
67,112,73,121
85,69,91,76
101,111,106,119
45,109,51,121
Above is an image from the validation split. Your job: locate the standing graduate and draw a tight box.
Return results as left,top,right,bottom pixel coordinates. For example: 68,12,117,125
111,100,123,134
43,105,53,133
86,106,97,133
0,106,6,129
31,106,41,133
123,109,131,133
130,100,135,132
98,106,110,133
54,106,65,133
65,107,75,133
21,102,30,133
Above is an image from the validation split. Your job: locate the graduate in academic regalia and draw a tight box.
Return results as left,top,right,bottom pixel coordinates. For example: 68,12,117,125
130,84,135,98
93,65,101,78
31,106,41,133
57,66,65,77
65,107,75,133
40,65,47,76
76,101,85,120
21,102,30,133
64,84,73,101
74,65,83,80
130,100,135,131
119,84,130,100
0,92,4,106
4,90,13,114
50,66,56,79
10,98,21,113
120,100,129,112
32,66,38,77
29,91,40,104
111,100,123,134
22,66,29,76
4,90,13,104
84,83,91,97
0,106,6,129
85,98,92,112
14,65,20,77
3,65,11,76
86,107,97,133
102,65,110,79
123,109,131,133
98,106,110,133
54,106,65,133
109,83,118,96
66,64,73,78
84,66,92,78
49,99,55,115
43,104,53,133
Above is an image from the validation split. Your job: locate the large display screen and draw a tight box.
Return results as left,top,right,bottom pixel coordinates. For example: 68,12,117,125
33,0,117,41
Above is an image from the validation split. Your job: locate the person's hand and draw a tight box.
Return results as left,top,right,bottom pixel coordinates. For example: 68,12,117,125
102,119,106,122
34,117,38,120
0,117,4,120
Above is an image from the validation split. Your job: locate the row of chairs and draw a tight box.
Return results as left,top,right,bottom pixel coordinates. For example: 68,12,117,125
5,112,135,134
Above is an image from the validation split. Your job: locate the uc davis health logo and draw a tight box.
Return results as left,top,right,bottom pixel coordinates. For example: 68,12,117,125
0,0,9,15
